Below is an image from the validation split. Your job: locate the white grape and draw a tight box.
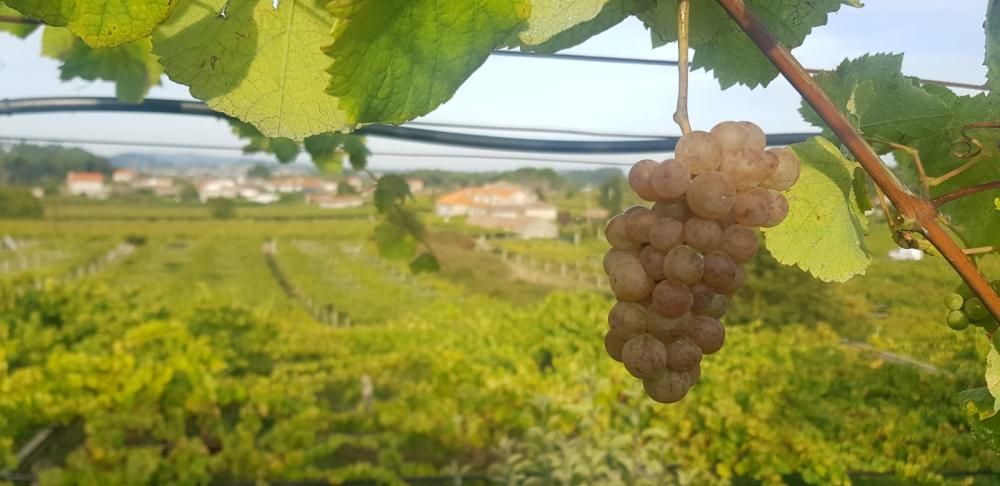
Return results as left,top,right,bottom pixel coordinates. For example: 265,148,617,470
720,148,777,190
650,159,691,199
702,251,743,294
609,260,655,301
605,214,639,250
686,171,736,220
603,248,640,274
628,160,660,201
686,315,725,354
643,371,690,403
648,217,685,252
608,301,648,335
625,207,658,243
604,328,631,362
646,308,691,343
651,280,693,317
683,217,722,253
690,282,728,318
720,224,759,263
639,245,667,281
762,147,801,191
675,130,722,175
662,245,705,285
664,337,703,371
731,188,771,227
622,333,669,379
762,190,789,228
652,200,691,221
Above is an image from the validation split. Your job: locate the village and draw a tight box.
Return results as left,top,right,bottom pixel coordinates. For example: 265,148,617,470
62,169,564,239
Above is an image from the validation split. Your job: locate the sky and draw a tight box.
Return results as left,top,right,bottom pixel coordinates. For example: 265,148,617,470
0,2,990,172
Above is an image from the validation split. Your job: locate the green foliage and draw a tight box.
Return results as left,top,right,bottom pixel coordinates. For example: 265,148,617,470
408,252,440,274
597,172,625,215
638,0,860,89
803,54,1000,247
0,2,38,38
245,164,271,180
0,186,43,219
153,0,347,140
986,0,1000,92
229,120,370,173
763,137,871,282
0,144,110,186
207,198,235,220
5,0,175,47
41,26,162,103
324,0,530,126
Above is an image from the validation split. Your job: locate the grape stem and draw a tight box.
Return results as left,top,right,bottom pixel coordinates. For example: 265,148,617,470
715,0,1000,321
932,180,1000,207
965,246,999,256
673,0,693,135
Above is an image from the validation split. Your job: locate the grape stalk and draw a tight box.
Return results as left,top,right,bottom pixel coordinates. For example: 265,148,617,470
603,121,800,403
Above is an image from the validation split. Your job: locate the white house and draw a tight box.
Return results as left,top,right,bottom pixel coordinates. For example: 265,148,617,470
307,194,365,209
435,182,559,239
197,178,237,202
66,171,107,198
112,168,137,184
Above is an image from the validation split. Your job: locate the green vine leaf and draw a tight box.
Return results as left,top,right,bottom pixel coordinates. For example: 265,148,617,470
524,0,653,53
638,0,859,89
988,347,1000,403
374,221,417,261
0,2,39,38
763,137,871,282
5,0,176,47
323,0,531,125
373,175,412,213
805,54,1000,247
41,26,162,104
153,0,349,140
409,252,440,274
986,0,1000,92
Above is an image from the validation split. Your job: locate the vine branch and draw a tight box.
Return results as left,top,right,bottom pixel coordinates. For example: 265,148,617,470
0,15,37,24
932,180,1000,207
716,0,1000,320
673,0,692,135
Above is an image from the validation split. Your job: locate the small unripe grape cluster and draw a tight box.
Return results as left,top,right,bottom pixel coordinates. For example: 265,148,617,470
603,121,800,403
943,280,1000,332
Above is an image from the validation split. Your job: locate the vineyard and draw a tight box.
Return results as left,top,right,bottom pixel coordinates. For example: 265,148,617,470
1,202,998,485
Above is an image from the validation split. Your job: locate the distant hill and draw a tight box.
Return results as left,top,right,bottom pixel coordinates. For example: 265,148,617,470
109,152,310,170
0,144,111,186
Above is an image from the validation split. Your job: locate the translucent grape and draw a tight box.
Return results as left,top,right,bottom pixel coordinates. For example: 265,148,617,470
649,159,691,199
720,224,759,263
947,310,970,330
639,245,667,281
609,260,655,301
738,121,767,151
625,207,657,243
652,200,691,221
720,148,776,190
687,315,725,354
731,188,771,227
651,280,694,317
683,217,722,253
690,282,728,318
664,337,703,371
646,309,691,343
649,217,685,252
675,130,722,175
761,190,789,228
762,147,801,191
628,159,660,201
943,293,964,311
622,334,669,379
608,301,648,335
711,121,756,154
662,245,704,285
603,248,640,274
686,171,736,219
703,251,743,294
605,214,639,250
604,328,631,362
643,371,690,403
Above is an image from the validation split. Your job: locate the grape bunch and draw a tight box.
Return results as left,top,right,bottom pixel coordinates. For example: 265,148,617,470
603,121,800,403
943,281,1000,333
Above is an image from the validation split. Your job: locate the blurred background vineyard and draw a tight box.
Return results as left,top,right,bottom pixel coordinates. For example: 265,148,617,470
2,144,999,485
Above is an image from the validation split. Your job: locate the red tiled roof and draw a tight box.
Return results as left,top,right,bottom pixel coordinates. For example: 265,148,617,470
66,172,105,183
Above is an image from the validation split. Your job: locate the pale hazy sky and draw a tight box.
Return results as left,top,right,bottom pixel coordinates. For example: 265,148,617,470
0,2,989,172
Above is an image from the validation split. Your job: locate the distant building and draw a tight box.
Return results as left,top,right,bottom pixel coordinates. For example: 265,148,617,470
307,194,365,209
66,171,107,198
269,176,337,194
112,168,137,183
435,182,559,239
197,178,237,202
134,176,178,197
345,175,364,192
406,178,425,194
